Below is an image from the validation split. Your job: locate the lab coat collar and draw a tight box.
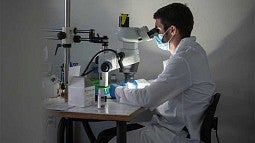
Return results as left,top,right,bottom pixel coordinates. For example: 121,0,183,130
172,36,196,55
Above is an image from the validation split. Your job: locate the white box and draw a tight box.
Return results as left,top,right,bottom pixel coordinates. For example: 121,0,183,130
68,76,95,107
42,76,59,98
68,65,81,83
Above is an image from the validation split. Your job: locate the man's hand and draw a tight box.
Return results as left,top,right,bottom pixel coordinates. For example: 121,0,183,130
109,84,121,99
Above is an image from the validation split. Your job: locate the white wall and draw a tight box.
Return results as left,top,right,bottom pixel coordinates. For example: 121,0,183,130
1,0,45,143
0,0,2,141
207,4,255,142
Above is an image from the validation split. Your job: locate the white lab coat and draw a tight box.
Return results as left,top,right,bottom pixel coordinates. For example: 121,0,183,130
111,37,215,143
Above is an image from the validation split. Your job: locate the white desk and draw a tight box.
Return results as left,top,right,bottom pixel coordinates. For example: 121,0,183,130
47,99,146,143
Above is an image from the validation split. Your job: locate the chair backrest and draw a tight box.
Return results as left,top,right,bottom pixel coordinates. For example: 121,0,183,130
200,93,221,143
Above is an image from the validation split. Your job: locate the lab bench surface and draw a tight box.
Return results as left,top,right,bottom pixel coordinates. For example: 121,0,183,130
46,99,146,143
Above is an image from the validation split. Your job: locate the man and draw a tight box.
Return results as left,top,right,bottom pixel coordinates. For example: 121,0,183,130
98,3,215,143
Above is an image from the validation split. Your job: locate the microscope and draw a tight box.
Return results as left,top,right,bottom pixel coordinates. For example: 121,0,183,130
97,14,159,88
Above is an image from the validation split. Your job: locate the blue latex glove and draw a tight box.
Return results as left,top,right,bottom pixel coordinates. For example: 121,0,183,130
110,82,133,99
109,84,121,99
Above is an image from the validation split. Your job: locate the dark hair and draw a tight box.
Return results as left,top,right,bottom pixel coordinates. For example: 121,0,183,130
153,3,194,38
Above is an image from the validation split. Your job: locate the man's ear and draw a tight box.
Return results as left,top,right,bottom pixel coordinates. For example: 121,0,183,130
170,25,177,36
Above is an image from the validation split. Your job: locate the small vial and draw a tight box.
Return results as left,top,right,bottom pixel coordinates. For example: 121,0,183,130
97,89,106,108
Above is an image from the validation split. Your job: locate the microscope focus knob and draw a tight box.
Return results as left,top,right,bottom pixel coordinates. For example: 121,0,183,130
73,35,81,43
101,62,112,72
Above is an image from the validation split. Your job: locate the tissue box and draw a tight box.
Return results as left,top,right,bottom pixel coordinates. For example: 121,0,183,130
68,76,95,107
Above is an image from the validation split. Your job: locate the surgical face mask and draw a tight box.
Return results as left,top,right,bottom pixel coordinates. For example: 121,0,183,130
154,34,169,50
154,27,173,51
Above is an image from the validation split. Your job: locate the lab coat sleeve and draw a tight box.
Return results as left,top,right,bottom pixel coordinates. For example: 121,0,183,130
115,56,192,110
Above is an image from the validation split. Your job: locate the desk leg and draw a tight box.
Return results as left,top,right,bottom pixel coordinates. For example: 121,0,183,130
116,121,127,143
57,118,73,143
66,119,73,143
81,121,96,143
57,118,67,143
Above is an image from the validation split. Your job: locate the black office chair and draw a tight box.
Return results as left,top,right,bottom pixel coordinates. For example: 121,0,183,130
200,93,221,143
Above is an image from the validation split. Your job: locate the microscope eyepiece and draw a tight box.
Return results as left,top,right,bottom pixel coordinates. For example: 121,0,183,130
147,28,159,39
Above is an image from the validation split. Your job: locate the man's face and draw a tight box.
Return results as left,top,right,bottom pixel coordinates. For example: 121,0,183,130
155,18,171,43
155,18,165,34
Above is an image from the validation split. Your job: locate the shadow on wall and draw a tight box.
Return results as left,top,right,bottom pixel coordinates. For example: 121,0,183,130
208,9,255,143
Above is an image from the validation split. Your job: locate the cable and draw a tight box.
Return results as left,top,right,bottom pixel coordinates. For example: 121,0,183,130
81,49,119,76
81,49,123,76
83,69,93,76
